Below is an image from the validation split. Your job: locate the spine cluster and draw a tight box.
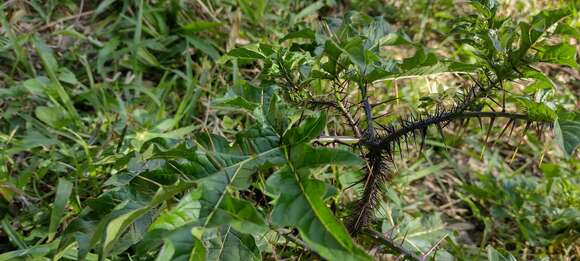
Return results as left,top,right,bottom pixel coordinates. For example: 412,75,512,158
349,81,488,233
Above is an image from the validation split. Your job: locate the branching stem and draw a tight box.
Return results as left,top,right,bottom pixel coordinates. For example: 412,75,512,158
314,111,540,145
375,111,540,149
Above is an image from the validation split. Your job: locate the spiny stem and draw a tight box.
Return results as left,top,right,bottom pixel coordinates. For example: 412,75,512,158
316,111,544,146
376,111,546,149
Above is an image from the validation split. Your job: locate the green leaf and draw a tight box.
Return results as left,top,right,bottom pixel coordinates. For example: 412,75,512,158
214,82,264,111
282,112,326,145
290,1,324,26
95,0,116,15
400,47,438,70
48,178,73,242
154,225,203,261
339,37,380,73
381,213,450,256
266,144,368,261
555,110,580,156
538,43,578,68
1,217,27,250
35,106,68,128
513,97,557,122
154,225,260,261
187,36,221,60
369,61,479,82
223,47,265,61
487,246,517,261
137,47,161,67
147,127,284,259
555,23,580,38
33,37,80,123
516,8,572,59
381,32,412,46
101,182,192,255
280,28,316,42
131,125,197,150
239,0,267,22
205,226,261,261
468,0,498,18
523,79,553,94
181,20,222,33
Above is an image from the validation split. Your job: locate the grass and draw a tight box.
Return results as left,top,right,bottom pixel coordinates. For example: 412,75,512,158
0,0,579,260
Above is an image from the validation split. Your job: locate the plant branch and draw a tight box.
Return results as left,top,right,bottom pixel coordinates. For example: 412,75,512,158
375,111,543,149
313,111,543,145
363,228,421,261
314,136,360,144
333,80,363,137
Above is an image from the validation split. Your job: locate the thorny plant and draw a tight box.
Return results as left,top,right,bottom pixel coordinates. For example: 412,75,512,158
223,1,578,259
1,0,578,260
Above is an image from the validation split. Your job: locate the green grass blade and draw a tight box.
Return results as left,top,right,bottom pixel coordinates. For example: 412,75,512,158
48,178,73,242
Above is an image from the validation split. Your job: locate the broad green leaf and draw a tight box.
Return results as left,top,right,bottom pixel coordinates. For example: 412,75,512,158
205,226,261,261
516,8,572,59
214,96,259,111
370,61,479,82
280,28,316,42
523,79,553,94
0,242,54,261
154,225,260,261
555,23,580,38
381,32,412,46
339,37,380,73
382,213,450,257
363,16,392,49
468,0,498,18
96,38,120,77
214,82,264,111
282,112,326,145
35,106,69,128
555,111,580,156
147,127,284,259
400,47,438,70
513,97,557,122
222,47,265,63
101,182,192,255
266,144,368,261
154,225,203,261
131,125,197,150
538,43,578,68
48,178,73,242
